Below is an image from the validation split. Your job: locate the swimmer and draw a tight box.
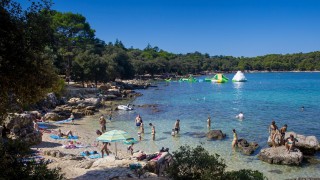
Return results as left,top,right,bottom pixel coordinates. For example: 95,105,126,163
236,112,244,120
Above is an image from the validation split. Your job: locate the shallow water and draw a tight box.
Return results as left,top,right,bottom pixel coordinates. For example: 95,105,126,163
96,72,320,179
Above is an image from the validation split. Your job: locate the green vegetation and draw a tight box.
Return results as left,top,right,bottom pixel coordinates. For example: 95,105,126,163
0,0,60,121
167,145,266,180
0,140,63,180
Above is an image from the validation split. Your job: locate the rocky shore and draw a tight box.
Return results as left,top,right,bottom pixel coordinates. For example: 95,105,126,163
1,79,173,179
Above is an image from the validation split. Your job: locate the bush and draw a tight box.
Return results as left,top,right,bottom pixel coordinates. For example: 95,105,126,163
166,145,266,180
0,140,63,180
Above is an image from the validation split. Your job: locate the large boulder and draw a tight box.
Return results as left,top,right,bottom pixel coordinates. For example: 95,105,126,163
44,112,62,121
237,139,259,155
206,130,226,140
4,113,42,145
268,132,319,155
258,146,303,166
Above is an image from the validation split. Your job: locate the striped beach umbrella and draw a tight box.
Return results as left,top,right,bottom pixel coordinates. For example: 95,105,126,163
96,130,132,156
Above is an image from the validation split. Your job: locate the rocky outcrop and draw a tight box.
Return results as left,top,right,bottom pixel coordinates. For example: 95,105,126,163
258,146,303,166
44,112,62,121
206,130,226,140
268,131,319,155
4,113,42,145
237,139,259,155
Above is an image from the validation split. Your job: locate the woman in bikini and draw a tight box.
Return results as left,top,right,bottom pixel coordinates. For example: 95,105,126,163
269,121,279,147
232,129,238,148
285,134,298,153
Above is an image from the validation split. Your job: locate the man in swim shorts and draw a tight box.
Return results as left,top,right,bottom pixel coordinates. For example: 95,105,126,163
174,119,180,134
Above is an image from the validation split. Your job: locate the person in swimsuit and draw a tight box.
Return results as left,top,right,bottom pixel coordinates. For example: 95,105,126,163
140,121,144,133
279,124,288,145
149,123,155,140
285,134,298,154
135,114,142,126
232,129,238,148
127,143,134,155
58,129,73,138
174,119,180,134
207,116,211,128
99,115,107,133
70,113,75,125
269,120,279,147
101,142,111,158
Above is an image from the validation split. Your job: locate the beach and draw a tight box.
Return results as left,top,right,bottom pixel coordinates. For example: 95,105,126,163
32,111,161,180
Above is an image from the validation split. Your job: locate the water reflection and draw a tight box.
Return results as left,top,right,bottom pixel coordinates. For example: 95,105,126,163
233,82,244,89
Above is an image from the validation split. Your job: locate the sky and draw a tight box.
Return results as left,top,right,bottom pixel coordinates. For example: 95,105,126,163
20,0,320,57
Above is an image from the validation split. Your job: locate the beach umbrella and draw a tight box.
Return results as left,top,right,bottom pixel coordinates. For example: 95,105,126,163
96,129,131,156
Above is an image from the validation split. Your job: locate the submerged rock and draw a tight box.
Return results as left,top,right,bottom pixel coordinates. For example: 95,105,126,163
258,146,303,165
184,132,207,138
206,130,226,140
237,139,259,155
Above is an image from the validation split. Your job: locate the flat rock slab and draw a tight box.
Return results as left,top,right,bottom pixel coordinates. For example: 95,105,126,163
258,146,303,166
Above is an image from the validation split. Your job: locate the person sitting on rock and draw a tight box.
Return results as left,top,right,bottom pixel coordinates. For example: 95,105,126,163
58,129,73,138
285,134,298,154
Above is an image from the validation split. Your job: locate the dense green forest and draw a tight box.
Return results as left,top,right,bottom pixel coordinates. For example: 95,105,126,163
35,4,320,85
1,0,320,117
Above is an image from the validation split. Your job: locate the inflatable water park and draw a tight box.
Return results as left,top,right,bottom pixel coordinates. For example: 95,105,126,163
204,73,229,83
232,71,247,82
164,71,247,83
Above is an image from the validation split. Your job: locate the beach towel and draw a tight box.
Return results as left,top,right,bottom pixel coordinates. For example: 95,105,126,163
49,134,78,140
80,151,102,159
39,125,48,129
54,118,72,124
62,144,87,149
37,122,49,125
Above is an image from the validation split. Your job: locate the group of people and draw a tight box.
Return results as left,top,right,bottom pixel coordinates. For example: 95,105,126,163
269,120,298,153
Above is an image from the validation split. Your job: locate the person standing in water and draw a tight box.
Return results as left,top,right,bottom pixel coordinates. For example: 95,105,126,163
149,123,155,140
207,116,211,128
174,119,180,134
99,115,106,133
232,129,238,148
140,121,144,133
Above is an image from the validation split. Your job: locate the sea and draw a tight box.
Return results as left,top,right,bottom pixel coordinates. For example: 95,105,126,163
104,72,320,180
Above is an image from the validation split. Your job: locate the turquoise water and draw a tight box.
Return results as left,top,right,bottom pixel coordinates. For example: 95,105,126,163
109,72,320,179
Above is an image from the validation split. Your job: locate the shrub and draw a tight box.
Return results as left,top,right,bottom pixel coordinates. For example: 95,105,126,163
166,145,266,180
0,140,63,180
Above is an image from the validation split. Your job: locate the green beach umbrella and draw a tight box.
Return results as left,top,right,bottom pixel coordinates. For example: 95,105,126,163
96,129,132,157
